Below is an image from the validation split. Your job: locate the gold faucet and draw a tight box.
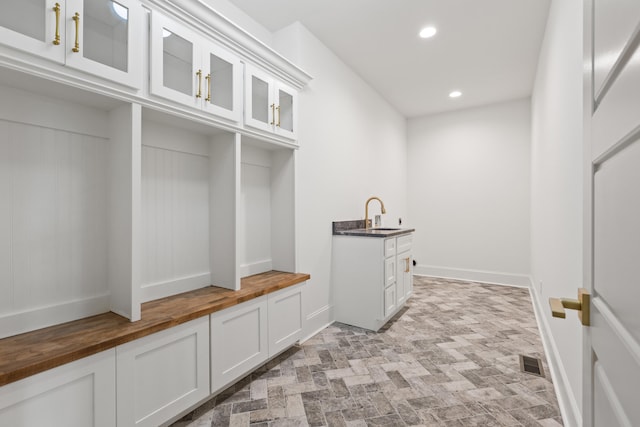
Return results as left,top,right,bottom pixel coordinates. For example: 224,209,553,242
364,196,386,229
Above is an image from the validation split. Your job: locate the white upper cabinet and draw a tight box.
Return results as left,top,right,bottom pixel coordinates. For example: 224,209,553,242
0,0,65,63
0,0,142,88
150,11,242,123
245,64,298,140
65,0,142,88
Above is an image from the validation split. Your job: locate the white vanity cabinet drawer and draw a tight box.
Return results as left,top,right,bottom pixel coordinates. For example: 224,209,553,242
397,234,412,254
384,237,396,258
384,255,396,287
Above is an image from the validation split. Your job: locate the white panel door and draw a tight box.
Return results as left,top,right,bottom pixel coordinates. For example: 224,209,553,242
116,317,210,427
0,349,116,427
268,284,303,356
0,0,65,63
584,1,640,426
210,296,268,393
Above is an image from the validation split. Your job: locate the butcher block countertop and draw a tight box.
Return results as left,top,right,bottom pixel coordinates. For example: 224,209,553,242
0,270,309,387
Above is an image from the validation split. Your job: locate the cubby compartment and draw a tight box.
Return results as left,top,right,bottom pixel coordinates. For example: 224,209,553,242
0,69,140,339
240,137,295,277
140,108,239,301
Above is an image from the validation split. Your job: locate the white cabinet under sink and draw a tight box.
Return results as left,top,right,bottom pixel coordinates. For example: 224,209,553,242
332,232,413,331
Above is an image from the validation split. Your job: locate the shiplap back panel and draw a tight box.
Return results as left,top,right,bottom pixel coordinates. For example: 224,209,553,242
141,121,210,301
240,145,272,277
0,119,109,326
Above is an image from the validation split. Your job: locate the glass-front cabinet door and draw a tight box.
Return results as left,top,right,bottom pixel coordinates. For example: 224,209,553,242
274,82,297,140
150,12,199,108
202,42,242,122
150,11,242,123
65,0,142,88
245,65,274,134
0,0,65,63
245,64,298,140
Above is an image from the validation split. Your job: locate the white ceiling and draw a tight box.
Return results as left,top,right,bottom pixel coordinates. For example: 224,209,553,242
228,0,551,118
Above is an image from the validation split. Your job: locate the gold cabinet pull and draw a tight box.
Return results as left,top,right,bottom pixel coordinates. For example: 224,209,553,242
549,288,590,326
405,258,410,273
196,70,202,98
53,3,61,45
205,74,211,102
276,105,281,127
72,12,80,52
270,103,275,125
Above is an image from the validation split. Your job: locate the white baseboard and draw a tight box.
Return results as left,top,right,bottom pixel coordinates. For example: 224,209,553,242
414,265,532,288
141,273,211,302
240,259,273,278
529,285,581,427
0,294,110,339
301,304,333,343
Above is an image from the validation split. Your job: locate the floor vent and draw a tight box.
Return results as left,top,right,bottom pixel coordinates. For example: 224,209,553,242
519,355,545,377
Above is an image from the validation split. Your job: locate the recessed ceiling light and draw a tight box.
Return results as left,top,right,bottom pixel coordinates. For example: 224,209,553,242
419,27,437,39
449,91,462,98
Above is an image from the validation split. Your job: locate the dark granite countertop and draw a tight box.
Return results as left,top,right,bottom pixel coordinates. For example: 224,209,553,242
332,220,414,238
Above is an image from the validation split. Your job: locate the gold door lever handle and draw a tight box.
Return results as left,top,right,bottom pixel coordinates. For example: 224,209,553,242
549,288,590,326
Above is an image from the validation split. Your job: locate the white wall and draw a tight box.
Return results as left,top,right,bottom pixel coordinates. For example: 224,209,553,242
273,23,408,338
530,0,583,425
201,0,273,47
407,99,531,286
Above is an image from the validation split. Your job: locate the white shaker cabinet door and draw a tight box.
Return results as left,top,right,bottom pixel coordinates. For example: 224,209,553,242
0,349,116,427
211,296,268,393
268,284,303,356
116,316,210,427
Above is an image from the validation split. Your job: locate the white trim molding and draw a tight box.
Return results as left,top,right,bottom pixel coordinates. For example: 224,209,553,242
0,294,110,340
529,286,582,427
301,304,333,343
414,265,532,288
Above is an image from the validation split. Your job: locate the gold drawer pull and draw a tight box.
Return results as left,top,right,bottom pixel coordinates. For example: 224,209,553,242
72,12,80,52
205,74,211,102
196,70,202,98
53,3,61,45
